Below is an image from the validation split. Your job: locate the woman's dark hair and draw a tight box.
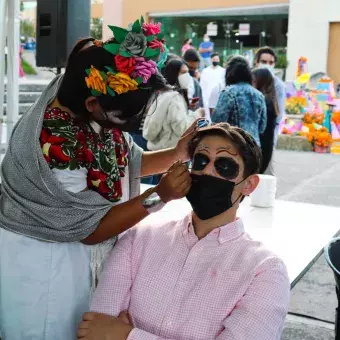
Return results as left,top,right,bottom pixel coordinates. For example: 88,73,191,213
162,59,189,106
183,38,191,44
225,55,252,86
189,123,262,177
252,68,279,117
183,49,200,63
57,38,167,121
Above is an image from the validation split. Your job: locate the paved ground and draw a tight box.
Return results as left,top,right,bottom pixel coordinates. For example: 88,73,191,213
275,150,340,339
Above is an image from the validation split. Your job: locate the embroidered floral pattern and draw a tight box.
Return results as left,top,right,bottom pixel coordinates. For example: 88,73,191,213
40,107,128,202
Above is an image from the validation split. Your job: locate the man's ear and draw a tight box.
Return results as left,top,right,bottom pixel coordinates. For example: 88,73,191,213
85,96,100,113
242,174,260,196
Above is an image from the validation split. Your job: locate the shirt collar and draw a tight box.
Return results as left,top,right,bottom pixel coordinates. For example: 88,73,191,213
182,214,245,244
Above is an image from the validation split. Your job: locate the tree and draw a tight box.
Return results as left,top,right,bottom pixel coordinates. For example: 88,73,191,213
20,19,35,39
91,18,103,40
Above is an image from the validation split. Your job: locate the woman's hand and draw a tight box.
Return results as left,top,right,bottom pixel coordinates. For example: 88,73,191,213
174,119,200,161
155,161,191,203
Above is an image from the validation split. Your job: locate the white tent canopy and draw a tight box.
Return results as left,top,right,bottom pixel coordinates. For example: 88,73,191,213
0,0,20,141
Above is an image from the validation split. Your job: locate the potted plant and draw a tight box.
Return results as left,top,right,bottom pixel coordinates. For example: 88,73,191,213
308,127,332,153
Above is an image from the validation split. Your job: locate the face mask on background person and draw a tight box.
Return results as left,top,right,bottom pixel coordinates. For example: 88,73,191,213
204,37,210,42
178,72,192,90
212,61,220,67
259,63,275,75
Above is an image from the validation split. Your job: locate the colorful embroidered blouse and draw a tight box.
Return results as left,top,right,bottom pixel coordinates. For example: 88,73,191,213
40,107,128,202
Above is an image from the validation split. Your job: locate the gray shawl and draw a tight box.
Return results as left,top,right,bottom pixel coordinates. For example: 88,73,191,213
0,75,142,243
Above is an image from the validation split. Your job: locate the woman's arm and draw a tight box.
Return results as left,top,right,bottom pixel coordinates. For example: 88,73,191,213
82,161,191,245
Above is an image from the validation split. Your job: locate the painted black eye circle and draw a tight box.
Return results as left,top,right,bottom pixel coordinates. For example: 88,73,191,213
192,153,210,171
214,157,240,179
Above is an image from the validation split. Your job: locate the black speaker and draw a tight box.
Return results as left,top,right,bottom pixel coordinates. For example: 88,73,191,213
36,0,91,68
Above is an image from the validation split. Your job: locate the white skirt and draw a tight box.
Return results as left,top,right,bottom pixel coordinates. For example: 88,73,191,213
0,227,92,340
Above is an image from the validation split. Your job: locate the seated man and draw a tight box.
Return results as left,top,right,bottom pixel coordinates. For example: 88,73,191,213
78,123,291,340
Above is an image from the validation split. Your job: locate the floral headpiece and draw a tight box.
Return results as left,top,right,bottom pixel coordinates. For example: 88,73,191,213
85,17,167,97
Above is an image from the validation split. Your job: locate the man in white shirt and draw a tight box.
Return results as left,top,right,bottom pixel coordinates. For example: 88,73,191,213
200,53,225,120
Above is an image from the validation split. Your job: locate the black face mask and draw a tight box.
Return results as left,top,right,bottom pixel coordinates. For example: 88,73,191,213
212,61,220,67
188,69,196,77
186,174,244,220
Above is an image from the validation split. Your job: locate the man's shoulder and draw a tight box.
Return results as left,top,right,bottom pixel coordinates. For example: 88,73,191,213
242,234,288,273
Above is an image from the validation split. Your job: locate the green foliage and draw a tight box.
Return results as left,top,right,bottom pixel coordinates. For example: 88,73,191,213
20,20,35,38
91,18,103,40
276,54,288,69
22,58,37,75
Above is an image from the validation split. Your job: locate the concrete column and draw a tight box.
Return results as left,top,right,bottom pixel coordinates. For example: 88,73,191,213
6,0,20,132
0,0,7,120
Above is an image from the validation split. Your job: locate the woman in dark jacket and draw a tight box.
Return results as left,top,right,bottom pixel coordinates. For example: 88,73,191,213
252,68,280,174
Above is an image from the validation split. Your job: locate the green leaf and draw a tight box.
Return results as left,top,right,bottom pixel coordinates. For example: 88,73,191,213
135,77,143,85
43,120,70,128
104,43,120,55
144,48,160,58
69,158,78,171
146,35,155,42
107,86,116,97
105,66,115,74
91,89,102,96
108,26,128,43
157,33,164,41
99,152,111,173
100,71,107,81
140,16,145,25
131,19,141,33
85,68,90,76
119,50,132,58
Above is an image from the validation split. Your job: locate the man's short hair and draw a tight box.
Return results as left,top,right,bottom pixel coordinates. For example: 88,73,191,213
183,49,200,62
211,52,219,59
255,46,277,63
189,123,262,177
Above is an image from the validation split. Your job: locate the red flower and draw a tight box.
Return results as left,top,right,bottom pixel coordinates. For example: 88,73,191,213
114,55,136,74
49,145,71,163
40,127,69,163
76,131,87,144
142,22,161,36
148,39,165,52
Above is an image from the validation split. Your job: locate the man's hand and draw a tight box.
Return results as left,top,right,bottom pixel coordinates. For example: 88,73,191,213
77,312,133,340
155,161,191,203
174,119,200,161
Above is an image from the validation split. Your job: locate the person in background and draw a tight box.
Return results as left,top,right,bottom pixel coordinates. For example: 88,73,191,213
181,38,194,56
183,49,204,109
19,45,25,78
212,56,267,146
198,34,214,70
78,123,290,340
208,55,235,116
252,68,279,174
200,52,225,119
255,47,286,175
143,59,204,161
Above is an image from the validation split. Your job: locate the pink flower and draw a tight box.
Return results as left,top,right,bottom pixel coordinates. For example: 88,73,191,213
132,57,157,83
148,39,165,52
142,22,161,36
